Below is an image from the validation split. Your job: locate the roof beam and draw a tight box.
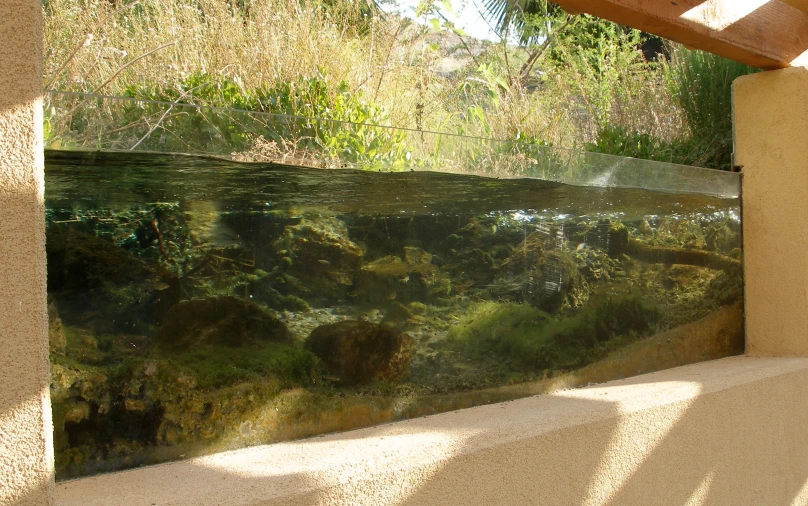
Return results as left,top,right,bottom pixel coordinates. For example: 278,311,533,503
551,0,808,69
780,0,808,15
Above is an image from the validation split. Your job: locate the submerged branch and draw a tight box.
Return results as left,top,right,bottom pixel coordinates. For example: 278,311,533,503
609,226,741,273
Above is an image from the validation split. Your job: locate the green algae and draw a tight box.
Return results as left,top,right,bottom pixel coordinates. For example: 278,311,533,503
159,342,321,389
447,293,662,374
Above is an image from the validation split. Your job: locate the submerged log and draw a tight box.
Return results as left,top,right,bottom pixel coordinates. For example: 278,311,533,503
608,224,741,273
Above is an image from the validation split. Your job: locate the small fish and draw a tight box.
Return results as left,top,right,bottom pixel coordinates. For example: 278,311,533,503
575,243,587,252
318,259,331,266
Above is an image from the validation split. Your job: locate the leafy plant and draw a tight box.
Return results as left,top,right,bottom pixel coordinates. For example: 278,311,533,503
665,45,759,170
112,73,412,168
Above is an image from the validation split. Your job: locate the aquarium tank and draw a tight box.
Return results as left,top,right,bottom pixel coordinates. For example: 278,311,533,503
44,91,744,479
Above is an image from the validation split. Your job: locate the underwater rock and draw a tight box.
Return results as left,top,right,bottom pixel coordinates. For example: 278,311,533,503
304,320,414,384
50,342,321,478
155,296,293,350
272,216,363,304
238,269,311,312
381,301,413,325
705,223,740,254
403,246,432,265
439,216,520,288
48,296,67,356
491,232,586,313
46,227,181,331
358,253,442,303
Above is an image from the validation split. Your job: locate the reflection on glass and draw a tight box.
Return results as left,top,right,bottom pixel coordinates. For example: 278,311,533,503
45,95,743,480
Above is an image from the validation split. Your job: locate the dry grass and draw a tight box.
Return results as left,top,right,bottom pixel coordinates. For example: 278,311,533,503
43,0,687,164
43,0,460,130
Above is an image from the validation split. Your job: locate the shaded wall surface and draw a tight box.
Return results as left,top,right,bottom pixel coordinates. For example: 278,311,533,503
0,1,55,505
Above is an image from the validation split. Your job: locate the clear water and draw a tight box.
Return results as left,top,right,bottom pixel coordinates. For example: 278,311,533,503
46,149,743,479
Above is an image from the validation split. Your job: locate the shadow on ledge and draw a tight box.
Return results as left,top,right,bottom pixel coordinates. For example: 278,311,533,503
51,356,808,506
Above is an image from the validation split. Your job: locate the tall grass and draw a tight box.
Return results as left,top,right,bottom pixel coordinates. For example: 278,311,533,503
665,45,759,170
43,0,470,134
43,0,749,171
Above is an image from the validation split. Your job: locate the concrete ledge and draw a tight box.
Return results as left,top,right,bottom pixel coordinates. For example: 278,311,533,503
54,356,808,506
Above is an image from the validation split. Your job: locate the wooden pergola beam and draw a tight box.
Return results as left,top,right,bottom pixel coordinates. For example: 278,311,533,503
552,0,808,69
780,0,808,15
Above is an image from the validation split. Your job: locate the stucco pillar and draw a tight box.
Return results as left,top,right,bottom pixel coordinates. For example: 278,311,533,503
734,67,808,357
0,1,55,505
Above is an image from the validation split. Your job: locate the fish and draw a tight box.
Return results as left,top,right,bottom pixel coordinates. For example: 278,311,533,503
575,243,587,252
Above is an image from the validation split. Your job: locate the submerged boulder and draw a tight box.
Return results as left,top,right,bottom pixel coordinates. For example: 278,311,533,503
272,216,363,304
46,227,180,331
304,320,414,384
155,296,292,350
491,232,586,312
48,296,67,356
357,247,443,303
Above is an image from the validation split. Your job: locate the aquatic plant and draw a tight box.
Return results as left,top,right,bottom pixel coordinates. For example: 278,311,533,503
161,342,322,389
447,293,662,373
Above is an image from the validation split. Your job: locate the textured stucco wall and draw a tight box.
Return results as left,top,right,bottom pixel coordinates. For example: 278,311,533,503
55,356,808,506
0,1,55,505
735,66,808,357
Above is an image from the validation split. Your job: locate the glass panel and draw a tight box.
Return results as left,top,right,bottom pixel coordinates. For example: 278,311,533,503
45,92,743,480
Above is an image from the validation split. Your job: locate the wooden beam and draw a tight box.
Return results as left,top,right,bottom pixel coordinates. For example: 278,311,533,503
780,0,808,15
551,0,808,69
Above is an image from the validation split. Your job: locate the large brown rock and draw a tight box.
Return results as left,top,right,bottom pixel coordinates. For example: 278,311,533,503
491,232,586,312
304,320,414,384
272,216,363,304
357,247,443,303
156,296,293,350
46,227,180,331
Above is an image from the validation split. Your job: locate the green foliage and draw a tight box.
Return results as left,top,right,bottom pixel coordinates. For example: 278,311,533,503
482,0,565,44
120,72,411,169
552,19,648,129
585,124,699,166
665,46,759,170
587,47,759,170
447,293,662,373
162,342,322,389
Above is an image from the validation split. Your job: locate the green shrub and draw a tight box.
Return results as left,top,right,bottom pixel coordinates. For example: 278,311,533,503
665,46,759,170
120,73,411,169
585,124,701,166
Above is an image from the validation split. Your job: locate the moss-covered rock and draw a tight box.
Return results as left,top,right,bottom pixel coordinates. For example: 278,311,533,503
491,232,587,312
304,320,414,384
439,215,521,287
357,251,443,303
381,301,413,325
447,293,662,374
46,227,180,331
155,296,293,350
238,270,311,312
272,216,363,304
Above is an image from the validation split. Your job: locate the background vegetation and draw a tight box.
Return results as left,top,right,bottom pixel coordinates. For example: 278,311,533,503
42,0,759,172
